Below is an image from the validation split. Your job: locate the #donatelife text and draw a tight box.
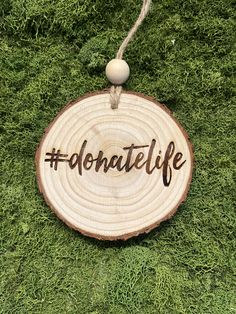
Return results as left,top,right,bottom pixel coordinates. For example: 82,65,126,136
44,139,186,187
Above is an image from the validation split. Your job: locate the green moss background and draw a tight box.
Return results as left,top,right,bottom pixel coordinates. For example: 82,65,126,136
0,0,235,313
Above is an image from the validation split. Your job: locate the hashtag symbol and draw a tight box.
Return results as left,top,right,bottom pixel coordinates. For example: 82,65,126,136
44,149,68,170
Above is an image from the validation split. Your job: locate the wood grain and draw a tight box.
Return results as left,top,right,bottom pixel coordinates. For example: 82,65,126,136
35,90,194,240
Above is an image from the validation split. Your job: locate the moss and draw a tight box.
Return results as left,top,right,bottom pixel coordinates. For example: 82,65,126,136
0,0,235,313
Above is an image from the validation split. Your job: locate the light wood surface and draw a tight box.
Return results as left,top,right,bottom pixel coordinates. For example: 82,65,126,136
35,90,194,240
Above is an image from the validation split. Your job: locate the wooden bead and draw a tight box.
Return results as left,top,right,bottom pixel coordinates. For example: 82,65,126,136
105,59,130,85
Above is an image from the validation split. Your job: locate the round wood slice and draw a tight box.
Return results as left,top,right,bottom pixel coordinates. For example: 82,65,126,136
35,90,193,240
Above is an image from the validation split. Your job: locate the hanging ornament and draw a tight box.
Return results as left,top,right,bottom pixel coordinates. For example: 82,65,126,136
35,0,193,240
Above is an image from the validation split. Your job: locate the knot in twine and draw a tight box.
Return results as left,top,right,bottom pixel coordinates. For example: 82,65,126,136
110,0,151,109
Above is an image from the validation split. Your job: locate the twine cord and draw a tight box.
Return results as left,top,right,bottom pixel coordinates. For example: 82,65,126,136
110,0,151,109
116,0,151,60
110,86,122,109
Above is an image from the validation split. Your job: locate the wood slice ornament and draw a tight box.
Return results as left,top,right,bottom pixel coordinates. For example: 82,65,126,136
35,0,194,240
36,91,193,240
